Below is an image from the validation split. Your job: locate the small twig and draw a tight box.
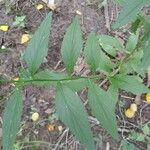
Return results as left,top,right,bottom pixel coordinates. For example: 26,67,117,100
104,0,110,31
134,94,142,105
99,78,108,87
120,95,134,100
106,142,110,150
139,103,148,124
54,60,62,70
53,128,69,150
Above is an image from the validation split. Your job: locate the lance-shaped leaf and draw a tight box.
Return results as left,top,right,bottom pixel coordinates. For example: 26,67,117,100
56,84,95,150
84,33,113,73
84,32,101,72
107,85,119,109
112,0,125,5
2,89,23,150
23,12,52,74
61,17,82,74
99,35,124,56
110,75,149,95
126,30,139,52
141,23,150,71
88,81,118,140
113,0,150,28
63,78,88,91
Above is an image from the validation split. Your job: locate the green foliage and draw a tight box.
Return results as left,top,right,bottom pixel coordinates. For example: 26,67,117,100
0,47,9,53
88,81,118,140
84,32,101,72
121,140,135,150
63,78,88,91
126,30,139,52
2,89,23,150
1,2,150,149
33,69,66,86
23,12,52,75
61,16,83,74
56,83,95,150
99,35,124,56
113,0,150,28
141,36,150,71
110,75,149,94
13,15,26,27
113,0,125,5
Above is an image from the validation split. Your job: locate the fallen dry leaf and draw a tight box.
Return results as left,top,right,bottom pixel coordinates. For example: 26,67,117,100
47,123,56,131
36,4,44,10
0,24,9,32
76,10,82,15
41,0,56,10
31,112,39,122
21,34,30,44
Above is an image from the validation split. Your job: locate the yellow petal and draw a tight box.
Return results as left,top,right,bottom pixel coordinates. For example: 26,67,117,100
0,25,9,32
146,92,150,103
21,34,30,44
36,4,44,10
130,103,137,112
125,108,135,118
31,112,39,122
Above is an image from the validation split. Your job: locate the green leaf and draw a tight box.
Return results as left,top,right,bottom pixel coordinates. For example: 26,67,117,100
143,124,150,135
113,0,150,28
121,140,135,150
0,48,9,53
96,51,114,74
63,78,88,91
13,15,26,27
125,49,144,74
23,12,52,74
84,33,114,74
110,75,149,94
56,84,95,150
61,17,82,74
107,85,119,108
99,35,124,56
126,30,139,51
112,0,125,5
84,32,101,72
88,81,118,140
141,38,150,71
33,69,66,86
2,89,23,150
131,15,145,33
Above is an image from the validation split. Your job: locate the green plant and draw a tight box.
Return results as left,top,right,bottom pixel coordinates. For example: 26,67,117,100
1,0,150,149
13,15,26,28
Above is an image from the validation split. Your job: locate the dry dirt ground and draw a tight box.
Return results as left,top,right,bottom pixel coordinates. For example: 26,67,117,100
0,0,150,150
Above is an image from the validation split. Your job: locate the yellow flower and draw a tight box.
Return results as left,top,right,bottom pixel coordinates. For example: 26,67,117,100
125,108,135,118
0,25,9,32
21,34,30,44
31,112,39,122
130,103,137,112
36,4,44,10
146,92,150,103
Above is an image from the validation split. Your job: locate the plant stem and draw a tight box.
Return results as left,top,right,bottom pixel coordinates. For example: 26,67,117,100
0,75,103,85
